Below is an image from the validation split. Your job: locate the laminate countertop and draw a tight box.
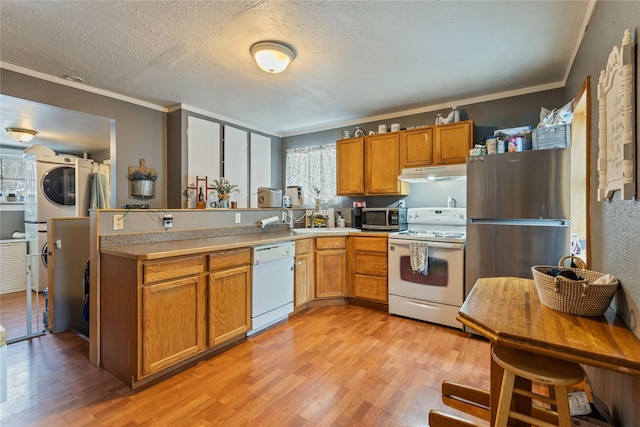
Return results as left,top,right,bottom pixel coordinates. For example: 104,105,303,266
100,229,390,261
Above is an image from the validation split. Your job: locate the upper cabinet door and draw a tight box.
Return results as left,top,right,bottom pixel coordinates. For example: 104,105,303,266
223,125,248,208
365,133,406,195
400,127,433,168
250,133,272,208
336,137,365,195
188,116,220,208
434,121,474,165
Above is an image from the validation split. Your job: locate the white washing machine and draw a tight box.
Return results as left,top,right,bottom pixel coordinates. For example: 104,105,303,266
24,222,49,292
24,154,77,223
24,154,94,293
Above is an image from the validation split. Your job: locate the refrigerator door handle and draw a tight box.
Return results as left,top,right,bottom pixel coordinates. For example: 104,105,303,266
467,218,570,226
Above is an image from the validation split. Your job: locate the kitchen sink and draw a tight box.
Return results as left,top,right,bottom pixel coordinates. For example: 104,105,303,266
290,228,361,234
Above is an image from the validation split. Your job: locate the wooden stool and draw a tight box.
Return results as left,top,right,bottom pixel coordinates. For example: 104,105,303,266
492,345,585,427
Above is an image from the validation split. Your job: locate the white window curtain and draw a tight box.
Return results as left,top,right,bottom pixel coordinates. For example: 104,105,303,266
285,143,344,207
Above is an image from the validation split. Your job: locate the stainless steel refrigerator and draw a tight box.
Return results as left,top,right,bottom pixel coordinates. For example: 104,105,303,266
465,148,571,298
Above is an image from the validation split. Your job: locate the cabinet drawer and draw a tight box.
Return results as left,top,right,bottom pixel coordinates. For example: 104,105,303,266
354,252,387,277
315,236,346,250
295,238,313,255
209,248,251,271
353,236,387,253
353,275,388,303
143,256,203,284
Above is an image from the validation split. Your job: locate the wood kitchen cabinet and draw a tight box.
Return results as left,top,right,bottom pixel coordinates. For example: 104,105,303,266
399,127,433,168
336,133,409,196
208,248,251,347
365,133,409,195
399,120,474,169
349,235,388,304
435,120,474,164
294,238,314,310
142,256,206,376
142,274,205,376
314,236,347,298
336,137,365,195
100,254,206,385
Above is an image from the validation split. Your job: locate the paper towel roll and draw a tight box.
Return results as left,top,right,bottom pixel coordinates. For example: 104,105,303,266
259,216,280,228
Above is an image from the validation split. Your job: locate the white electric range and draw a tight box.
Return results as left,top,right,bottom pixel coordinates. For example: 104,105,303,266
387,207,466,329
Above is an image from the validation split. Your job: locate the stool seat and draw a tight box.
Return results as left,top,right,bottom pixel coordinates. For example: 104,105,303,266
492,345,586,386
491,345,585,427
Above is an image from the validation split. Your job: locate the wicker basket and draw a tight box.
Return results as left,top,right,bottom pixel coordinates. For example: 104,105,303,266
531,256,618,317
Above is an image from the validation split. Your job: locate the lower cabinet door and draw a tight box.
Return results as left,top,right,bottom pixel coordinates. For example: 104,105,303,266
208,265,251,347
142,276,205,376
315,249,347,298
353,274,388,303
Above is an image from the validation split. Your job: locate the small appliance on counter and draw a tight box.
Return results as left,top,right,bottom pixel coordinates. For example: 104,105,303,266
361,207,407,231
352,207,363,229
257,187,283,208
285,186,303,207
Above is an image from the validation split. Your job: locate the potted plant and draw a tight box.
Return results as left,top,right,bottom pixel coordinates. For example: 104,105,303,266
312,186,322,212
212,177,239,208
128,170,158,198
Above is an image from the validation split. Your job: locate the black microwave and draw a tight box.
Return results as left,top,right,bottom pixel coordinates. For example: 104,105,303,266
361,208,407,231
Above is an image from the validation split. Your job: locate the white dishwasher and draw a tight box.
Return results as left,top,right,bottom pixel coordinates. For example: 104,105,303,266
248,241,295,336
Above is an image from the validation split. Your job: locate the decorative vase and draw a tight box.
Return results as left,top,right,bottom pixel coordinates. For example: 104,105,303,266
131,180,154,197
218,192,230,208
315,198,322,212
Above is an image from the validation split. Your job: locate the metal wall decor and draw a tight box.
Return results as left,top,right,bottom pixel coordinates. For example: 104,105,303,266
128,158,157,199
597,28,636,201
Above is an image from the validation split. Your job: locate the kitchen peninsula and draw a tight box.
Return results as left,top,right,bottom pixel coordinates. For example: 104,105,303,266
95,209,389,387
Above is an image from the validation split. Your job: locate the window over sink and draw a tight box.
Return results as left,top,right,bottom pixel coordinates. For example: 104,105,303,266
285,143,346,207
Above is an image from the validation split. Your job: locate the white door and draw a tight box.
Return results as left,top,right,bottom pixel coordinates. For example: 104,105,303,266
187,116,220,208
223,126,248,208
250,133,272,208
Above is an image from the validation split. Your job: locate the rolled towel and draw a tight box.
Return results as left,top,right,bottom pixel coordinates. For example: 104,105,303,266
409,241,429,275
593,274,616,285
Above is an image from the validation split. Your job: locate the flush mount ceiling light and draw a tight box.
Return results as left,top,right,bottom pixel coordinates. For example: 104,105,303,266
5,127,38,143
250,41,296,74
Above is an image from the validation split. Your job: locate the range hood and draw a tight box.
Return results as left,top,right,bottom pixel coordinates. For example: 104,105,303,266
398,164,467,182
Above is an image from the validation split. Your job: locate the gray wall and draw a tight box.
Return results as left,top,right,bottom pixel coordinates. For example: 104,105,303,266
563,2,640,425
0,69,166,209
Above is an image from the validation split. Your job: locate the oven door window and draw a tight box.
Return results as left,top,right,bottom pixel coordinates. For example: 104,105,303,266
399,255,448,286
42,166,76,206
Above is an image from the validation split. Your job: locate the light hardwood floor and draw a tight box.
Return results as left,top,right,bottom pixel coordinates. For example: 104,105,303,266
0,290,46,342
1,305,490,426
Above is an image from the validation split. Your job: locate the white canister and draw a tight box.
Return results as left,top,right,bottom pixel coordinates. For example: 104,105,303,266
378,124,387,134
390,123,401,132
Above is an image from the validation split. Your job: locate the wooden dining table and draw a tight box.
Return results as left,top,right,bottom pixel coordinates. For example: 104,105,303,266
443,277,640,426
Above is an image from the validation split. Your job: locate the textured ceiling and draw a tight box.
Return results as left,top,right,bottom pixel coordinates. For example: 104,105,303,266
0,1,594,152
